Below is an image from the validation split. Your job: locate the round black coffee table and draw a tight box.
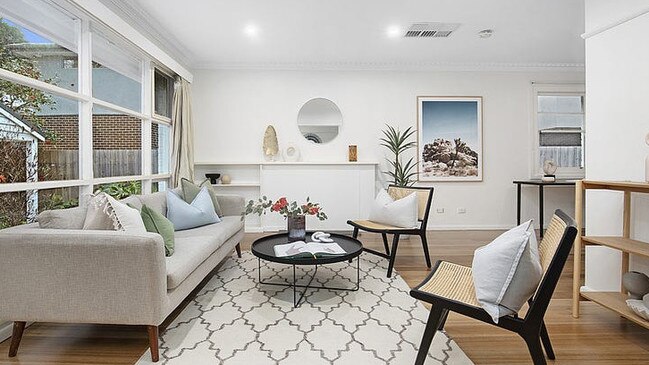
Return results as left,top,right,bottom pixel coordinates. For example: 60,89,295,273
251,232,363,307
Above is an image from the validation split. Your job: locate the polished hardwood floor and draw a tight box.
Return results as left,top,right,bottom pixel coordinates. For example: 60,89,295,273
1,230,648,364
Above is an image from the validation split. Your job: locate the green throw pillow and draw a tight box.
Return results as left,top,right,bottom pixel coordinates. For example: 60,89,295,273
180,178,223,217
141,204,175,257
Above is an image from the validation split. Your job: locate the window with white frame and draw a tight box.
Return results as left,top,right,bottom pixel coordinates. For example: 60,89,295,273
0,0,175,229
532,84,585,178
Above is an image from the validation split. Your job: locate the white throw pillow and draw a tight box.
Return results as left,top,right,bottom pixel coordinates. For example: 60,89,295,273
368,189,418,228
83,192,146,233
471,220,542,323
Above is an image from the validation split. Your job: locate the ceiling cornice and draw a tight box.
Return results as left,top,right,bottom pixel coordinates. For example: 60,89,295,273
192,61,585,73
98,0,194,69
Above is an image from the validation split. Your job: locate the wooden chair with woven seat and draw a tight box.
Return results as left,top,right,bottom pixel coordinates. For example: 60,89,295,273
347,185,434,277
410,209,577,365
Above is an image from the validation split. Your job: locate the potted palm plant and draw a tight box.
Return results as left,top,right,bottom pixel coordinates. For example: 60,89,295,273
381,125,417,187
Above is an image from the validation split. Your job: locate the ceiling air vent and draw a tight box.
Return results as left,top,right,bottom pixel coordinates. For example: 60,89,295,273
404,22,460,38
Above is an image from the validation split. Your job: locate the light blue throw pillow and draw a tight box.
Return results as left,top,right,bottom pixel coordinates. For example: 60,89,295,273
167,187,220,231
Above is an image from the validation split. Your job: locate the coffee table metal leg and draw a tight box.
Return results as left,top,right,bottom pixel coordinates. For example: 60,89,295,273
257,256,362,308
292,264,318,308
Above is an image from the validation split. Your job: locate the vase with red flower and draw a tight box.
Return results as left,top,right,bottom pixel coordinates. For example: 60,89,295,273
243,196,328,242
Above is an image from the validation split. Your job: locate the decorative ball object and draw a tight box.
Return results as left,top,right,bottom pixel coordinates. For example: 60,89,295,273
542,160,557,182
622,271,649,299
205,173,221,184
543,159,558,175
626,299,649,320
221,174,232,185
283,143,300,162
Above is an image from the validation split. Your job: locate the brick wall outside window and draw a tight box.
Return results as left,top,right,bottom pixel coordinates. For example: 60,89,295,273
40,114,160,150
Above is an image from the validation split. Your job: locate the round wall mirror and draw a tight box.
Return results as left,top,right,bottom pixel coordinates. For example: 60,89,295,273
297,98,342,144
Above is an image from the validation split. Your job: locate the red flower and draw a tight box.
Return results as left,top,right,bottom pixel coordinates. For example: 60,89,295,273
309,206,319,215
278,197,288,207
0,175,6,183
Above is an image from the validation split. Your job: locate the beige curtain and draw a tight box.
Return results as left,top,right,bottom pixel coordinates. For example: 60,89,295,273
171,77,195,187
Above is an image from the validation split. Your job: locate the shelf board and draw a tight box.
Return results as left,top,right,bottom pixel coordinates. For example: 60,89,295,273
580,291,649,330
582,236,649,257
582,180,649,193
211,182,260,187
195,161,379,166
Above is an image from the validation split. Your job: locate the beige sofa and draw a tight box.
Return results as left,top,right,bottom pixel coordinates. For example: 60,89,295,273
0,191,245,362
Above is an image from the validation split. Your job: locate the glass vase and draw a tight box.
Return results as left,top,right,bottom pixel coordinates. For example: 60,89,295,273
287,214,306,242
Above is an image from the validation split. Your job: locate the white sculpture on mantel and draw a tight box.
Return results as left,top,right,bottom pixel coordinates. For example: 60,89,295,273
263,125,279,161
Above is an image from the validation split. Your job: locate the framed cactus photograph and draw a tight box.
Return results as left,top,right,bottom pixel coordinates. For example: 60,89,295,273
417,96,483,181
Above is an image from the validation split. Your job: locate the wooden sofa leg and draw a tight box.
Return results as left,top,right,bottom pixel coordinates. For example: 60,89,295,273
8,321,26,357
235,243,242,258
147,325,160,362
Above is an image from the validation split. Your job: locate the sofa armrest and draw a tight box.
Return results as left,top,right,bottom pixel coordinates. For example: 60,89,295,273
0,228,168,326
217,194,245,217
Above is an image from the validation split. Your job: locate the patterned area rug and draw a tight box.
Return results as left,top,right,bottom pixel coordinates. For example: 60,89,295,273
137,252,473,365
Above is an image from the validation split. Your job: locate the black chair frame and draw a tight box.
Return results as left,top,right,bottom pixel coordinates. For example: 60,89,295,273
410,209,578,365
347,185,434,278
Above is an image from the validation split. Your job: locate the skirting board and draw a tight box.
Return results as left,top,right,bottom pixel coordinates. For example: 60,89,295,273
256,224,513,233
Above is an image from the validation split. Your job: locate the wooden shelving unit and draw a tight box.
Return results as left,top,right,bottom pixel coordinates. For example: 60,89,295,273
572,180,649,330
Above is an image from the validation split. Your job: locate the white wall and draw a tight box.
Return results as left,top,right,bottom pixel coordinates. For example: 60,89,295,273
584,0,649,290
192,69,583,229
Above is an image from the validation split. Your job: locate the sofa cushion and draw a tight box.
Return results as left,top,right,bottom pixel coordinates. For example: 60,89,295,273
181,178,223,217
121,195,142,210
167,188,220,231
83,193,146,233
37,206,88,229
165,216,244,289
136,191,167,217
141,204,175,257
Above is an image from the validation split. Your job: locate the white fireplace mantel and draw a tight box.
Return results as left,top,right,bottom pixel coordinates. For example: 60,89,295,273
194,161,378,232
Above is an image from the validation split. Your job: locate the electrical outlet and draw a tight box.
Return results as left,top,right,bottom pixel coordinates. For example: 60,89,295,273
457,207,466,214
436,208,445,213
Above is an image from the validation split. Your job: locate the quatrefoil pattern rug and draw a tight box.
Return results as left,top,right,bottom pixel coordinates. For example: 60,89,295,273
137,252,473,365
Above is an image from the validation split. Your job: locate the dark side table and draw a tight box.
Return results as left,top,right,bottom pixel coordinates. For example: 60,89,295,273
513,179,576,237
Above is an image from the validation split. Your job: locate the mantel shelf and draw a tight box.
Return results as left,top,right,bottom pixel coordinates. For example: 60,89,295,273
211,182,260,187
195,161,379,166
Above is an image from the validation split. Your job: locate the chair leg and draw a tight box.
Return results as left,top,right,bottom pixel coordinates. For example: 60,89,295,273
420,232,432,268
523,335,547,365
381,233,390,256
540,321,555,360
147,325,160,362
8,321,26,357
235,243,242,258
352,227,359,239
415,305,445,365
386,234,400,278
437,309,449,331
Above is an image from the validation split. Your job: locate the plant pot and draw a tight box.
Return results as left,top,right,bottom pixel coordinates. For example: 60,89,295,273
287,215,306,242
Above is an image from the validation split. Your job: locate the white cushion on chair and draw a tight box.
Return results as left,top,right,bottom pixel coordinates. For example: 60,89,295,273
472,220,542,323
368,189,418,228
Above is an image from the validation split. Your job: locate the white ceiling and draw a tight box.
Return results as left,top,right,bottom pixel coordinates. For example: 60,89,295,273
110,0,585,70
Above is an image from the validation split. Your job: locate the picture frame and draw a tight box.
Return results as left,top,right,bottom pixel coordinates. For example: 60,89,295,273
417,96,483,182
